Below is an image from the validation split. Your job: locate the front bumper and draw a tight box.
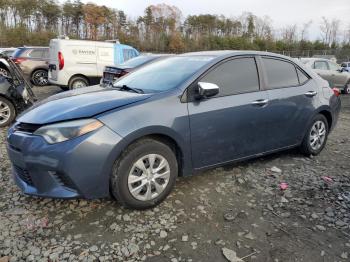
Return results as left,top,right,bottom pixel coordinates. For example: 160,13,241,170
6,125,122,199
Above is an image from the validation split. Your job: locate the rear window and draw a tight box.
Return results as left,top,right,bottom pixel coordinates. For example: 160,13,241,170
123,49,138,62
121,56,156,68
12,48,26,58
262,58,299,89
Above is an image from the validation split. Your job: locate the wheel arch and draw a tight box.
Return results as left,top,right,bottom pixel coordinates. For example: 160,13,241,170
68,74,90,86
30,67,48,77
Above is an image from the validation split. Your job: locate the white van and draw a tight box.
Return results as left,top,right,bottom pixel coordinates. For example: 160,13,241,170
48,39,139,90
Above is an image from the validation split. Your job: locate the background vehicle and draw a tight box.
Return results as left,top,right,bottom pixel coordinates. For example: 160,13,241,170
341,62,350,72
301,58,350,94
12,47,50,86
48,39,139,90
7,51,340,209
101,54,170,86
0,54,36,127
0,48,17,57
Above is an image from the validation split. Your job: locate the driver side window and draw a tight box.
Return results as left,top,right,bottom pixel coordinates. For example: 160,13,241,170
200,57,260,97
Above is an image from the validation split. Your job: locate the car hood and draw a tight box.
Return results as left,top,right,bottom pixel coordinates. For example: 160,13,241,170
18,85,152,124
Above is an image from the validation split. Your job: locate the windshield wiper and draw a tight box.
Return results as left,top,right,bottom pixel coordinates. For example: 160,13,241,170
114,84,144,94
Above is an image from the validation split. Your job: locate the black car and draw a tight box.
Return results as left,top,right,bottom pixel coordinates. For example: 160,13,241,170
101,55,170,86
0,54,36,127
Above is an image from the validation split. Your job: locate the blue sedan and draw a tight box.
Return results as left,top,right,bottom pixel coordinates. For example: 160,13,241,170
7,51,341,209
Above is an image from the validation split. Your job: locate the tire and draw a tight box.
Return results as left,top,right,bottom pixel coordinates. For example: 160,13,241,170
31,69,49,86
0,97,16,127
300,114,329,156
0,67,9,78
110,138,178,209
343,83,350,95
68,76,89,90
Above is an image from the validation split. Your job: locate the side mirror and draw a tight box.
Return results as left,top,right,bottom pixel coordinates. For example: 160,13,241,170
196,82,219,99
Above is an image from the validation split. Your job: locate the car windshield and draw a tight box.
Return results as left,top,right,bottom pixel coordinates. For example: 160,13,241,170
114,56,214,93
121,56,157,68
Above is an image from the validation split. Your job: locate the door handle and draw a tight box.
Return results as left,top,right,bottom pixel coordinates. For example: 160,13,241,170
251,99,269,106
304,91,317,97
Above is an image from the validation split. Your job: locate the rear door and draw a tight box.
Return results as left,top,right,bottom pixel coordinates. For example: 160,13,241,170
260,56,317,150
188,56,271,169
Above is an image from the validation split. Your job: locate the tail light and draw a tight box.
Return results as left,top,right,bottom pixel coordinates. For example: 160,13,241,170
12,57,26,64
332,87,340,97
58,52,64,70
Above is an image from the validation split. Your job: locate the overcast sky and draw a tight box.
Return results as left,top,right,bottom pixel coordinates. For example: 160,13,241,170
80,0,350,40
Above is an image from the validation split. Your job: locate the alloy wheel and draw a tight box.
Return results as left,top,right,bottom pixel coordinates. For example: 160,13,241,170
128,154,170,201
0,68,9,77
309,120,326,151
0,100,11,125
33,70,48,86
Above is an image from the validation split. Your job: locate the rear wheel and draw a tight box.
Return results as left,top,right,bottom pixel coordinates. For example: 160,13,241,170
31,69,48,86
69,76,89,90
110,138,178,209
0,97,16,127
300,114,329,156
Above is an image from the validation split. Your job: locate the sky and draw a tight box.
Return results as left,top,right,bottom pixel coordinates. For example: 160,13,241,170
79,0,350,40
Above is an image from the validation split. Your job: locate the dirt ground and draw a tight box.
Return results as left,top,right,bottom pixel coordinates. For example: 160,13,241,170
1,86,350,262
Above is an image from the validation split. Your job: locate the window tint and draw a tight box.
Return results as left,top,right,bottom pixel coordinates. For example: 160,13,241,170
28,49,44,59
296,68,309,84
201,57,259,96
314,61,328,70
262,58,299,89
123,49,137,62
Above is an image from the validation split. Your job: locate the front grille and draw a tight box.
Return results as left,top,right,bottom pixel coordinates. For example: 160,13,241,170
14,165,33,186
15,122,42,133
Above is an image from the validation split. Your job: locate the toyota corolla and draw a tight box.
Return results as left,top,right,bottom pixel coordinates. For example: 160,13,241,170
7,51,341,209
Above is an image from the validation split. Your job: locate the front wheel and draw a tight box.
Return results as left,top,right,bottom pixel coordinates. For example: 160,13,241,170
110,138,178,209
0,97,16,127
300,114,329,156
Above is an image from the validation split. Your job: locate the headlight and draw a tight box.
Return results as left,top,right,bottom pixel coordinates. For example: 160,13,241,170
34,119,104,144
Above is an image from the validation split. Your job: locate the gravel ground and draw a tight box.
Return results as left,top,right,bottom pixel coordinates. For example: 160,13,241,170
1,86,350,262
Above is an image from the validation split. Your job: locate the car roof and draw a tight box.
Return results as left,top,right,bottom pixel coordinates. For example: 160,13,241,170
180,50,296,60
18,46,49,49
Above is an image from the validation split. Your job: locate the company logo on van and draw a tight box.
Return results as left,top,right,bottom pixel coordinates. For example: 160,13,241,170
72,49,95,55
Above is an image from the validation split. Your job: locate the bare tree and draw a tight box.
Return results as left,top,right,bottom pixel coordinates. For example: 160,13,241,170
300,20,312,41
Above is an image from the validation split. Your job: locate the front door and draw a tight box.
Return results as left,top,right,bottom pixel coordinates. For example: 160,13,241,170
187,57,271,169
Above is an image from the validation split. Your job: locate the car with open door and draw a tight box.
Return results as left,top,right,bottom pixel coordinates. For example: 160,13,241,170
301,58,350,94
0,53,36,127
7,51,340,209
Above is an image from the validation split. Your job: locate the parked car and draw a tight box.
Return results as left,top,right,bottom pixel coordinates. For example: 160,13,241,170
341,62,350,72
12,47,50,86
101,54,170,86
0,53,36,127
7,51,341,209
301,58,350,94
48,39,139,90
